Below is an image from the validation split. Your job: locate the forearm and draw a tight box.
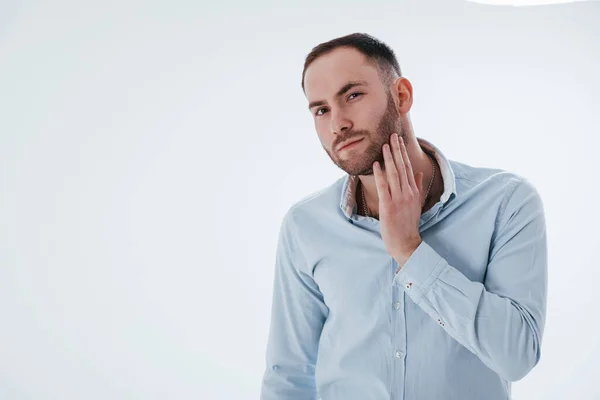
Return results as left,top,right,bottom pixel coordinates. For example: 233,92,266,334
260,212,327,399
394,240,546,381
394,178,548,381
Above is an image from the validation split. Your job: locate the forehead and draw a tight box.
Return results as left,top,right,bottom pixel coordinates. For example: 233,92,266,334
304,47,382,100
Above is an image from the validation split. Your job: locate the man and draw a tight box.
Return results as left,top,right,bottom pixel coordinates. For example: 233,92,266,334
260,33,547,400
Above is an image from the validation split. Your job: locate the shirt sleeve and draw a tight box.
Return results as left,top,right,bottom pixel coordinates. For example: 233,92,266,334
260,211,329,400
393,178,548,382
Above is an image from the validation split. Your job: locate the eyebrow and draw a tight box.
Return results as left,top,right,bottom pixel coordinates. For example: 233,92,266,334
308,80,369,110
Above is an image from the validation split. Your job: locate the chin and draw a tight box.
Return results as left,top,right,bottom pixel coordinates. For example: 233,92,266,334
339,163,375,176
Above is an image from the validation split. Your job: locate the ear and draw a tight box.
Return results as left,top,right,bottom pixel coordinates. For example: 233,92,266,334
389,77,403,110
390,77,413,114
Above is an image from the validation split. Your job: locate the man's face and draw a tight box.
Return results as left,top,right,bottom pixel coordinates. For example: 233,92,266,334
303,46,404,176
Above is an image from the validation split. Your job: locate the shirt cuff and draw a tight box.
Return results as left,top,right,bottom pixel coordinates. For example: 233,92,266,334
393,240,446,304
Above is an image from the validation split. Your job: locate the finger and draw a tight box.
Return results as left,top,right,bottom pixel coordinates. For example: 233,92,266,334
392,134,410,193
373,161,391,205
398,136,417,191
383,143,400,198
417,172,424,193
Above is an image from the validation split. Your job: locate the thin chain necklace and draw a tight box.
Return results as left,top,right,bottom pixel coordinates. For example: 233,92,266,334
361,151,436,218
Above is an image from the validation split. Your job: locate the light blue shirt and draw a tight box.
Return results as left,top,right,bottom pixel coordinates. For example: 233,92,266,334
260,137,547,400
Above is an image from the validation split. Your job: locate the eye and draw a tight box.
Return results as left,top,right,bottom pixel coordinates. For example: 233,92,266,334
315,107,328,116
314,93,363,117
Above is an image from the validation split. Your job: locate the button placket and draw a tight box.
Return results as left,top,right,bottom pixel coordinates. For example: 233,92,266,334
391,260,408,399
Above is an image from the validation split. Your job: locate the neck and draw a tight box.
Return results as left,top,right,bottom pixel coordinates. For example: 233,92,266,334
357,138,441,217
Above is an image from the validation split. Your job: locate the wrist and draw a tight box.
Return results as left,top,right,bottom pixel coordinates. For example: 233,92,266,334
393,238,422,271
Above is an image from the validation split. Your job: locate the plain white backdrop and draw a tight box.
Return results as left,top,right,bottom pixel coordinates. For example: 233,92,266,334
1,0,599,398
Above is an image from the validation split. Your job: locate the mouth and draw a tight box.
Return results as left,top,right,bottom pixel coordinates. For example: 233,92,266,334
338,138,364,151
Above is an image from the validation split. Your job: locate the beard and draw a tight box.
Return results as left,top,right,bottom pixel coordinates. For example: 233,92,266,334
325,91,405,176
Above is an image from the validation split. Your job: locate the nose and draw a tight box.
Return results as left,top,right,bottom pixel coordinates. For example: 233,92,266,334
330,109,353,135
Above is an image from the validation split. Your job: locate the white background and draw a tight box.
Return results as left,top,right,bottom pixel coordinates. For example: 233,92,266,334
1,0,599,399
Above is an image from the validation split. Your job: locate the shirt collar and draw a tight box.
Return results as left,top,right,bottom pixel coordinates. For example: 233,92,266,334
339,137,457,219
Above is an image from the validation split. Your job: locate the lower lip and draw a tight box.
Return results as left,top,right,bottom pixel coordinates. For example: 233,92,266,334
340,139,364,151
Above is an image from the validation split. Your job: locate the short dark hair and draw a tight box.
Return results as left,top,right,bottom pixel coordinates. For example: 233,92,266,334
301,32,402,91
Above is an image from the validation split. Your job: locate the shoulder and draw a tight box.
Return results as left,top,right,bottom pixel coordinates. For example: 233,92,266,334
450,159,540,197
284,175,346,222
454,160,545,234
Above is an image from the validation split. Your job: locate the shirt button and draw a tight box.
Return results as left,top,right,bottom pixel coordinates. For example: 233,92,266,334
405,282,412,290
395,350,404,359
393,301,401,310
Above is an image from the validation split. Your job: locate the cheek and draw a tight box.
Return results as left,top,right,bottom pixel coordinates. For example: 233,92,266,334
350,109,376,134
365,111,381,129
315,121,334,146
